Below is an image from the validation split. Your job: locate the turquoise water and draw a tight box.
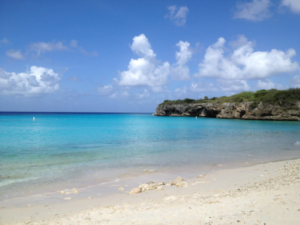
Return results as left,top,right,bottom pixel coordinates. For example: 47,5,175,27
1,113,300,200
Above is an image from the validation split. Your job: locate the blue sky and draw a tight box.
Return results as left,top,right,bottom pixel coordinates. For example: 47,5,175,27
0,0,300,112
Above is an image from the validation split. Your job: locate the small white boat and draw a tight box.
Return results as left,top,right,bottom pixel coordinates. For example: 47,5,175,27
196,116,197,119
33,117,35,121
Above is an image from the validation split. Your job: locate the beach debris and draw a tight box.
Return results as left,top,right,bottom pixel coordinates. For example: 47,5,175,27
176,181,188,188
130,176,190,196
88,196,93,199
172,176,184,185
129,187,142,195
168,176,188,188
139,184,150,192
64,197,71,200
59,188,79,195
165,182,172,186
156,186,164,191
118,187,124,191
147,181,157,190
197,174,205,178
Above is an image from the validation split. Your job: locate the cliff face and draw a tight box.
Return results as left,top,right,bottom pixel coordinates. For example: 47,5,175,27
153,102,300,121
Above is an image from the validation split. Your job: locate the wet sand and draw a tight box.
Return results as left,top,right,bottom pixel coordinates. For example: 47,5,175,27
1,158,300,224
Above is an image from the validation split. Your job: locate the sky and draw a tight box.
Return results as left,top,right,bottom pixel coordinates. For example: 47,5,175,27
0,0,300,112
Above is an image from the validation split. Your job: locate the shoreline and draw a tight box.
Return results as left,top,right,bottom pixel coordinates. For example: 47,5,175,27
1,153,299,204
1,157,300,224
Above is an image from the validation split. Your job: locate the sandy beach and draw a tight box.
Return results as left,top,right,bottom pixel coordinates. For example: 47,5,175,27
1,157,300,225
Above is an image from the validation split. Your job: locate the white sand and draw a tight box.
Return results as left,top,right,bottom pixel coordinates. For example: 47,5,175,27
1,158,300,224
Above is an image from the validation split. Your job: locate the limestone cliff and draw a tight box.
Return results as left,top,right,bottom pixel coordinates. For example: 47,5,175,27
153,102,300,121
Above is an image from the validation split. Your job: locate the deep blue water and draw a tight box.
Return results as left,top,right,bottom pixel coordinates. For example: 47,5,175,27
0,112,300,199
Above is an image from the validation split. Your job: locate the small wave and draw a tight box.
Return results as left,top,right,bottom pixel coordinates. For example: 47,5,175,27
294,141,300,146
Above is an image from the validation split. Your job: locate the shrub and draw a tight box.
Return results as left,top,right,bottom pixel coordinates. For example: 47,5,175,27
158,88,300,106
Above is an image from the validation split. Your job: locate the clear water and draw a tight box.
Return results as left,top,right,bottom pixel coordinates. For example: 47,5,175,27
0,112,300,200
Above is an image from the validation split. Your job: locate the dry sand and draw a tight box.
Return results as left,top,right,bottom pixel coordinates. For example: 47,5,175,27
1,158,300,225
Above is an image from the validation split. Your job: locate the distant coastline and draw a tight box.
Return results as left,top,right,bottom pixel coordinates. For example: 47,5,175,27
0,111,153,115
153,89,300,121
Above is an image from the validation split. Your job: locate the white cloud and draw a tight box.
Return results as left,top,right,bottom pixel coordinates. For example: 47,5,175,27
229,35,249,48
137,89,150,99
6,49,24,60
197,37,298,80
234,0,271,21
28,41,69,55
98,85,113,95
172,41,192,80
257,79,275,89
0,66,60,96
130,35,156,58
166,6,189,26
117,34,171,87
282,0,300,14
69,40,98,57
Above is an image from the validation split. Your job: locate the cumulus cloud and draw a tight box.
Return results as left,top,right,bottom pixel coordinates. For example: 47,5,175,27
117,34,171,87
166,6,189,26
197,36,298,80
172,41,192,80
282,0,300,14
6,49,24,60
98,85,113,95
229,35,249,48
0,66,61,96
28,41,69,55
234,0,271,21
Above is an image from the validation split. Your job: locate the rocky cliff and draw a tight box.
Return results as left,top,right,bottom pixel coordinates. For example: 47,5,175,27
153,102,300,121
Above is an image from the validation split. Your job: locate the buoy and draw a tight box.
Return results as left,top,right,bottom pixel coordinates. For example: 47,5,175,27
33,117,35,121
196,116,197,119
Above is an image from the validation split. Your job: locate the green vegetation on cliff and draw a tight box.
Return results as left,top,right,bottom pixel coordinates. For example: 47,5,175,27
159,88,300,107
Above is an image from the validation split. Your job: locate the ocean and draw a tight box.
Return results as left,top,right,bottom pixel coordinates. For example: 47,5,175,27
1,112,300,201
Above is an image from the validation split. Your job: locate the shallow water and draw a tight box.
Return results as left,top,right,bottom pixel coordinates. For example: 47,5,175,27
0,112,300,200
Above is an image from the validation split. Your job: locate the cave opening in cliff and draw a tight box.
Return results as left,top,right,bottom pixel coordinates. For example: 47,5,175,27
205,110,218,118
240,111,246,118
